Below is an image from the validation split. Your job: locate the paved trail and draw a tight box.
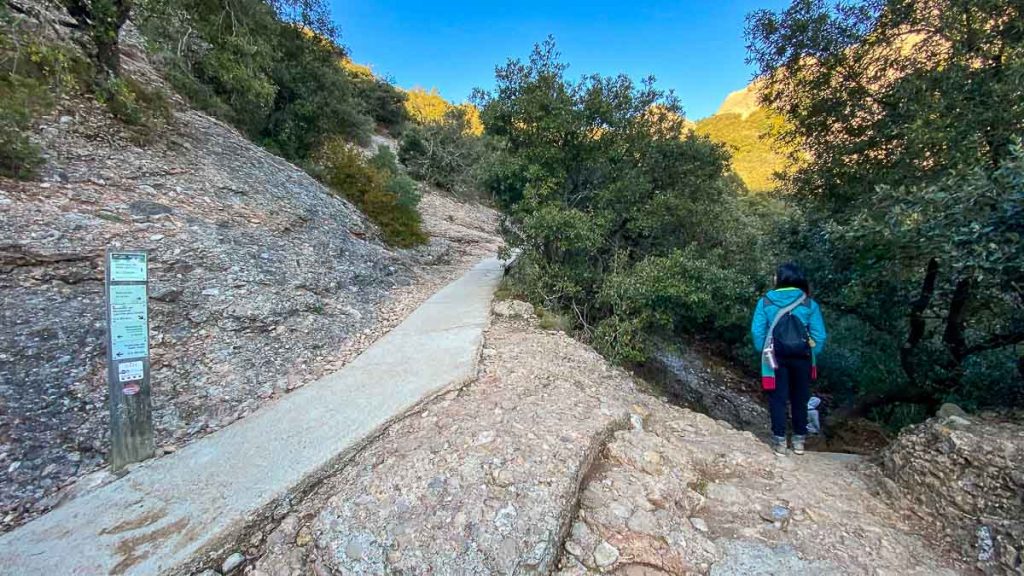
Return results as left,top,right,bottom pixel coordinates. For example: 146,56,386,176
0,257,504,576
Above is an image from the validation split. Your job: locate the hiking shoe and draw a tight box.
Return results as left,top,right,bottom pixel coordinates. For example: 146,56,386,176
771,436,787,455
792,435,806,455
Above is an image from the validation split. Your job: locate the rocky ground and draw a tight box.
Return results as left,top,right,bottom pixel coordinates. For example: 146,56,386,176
557,404,963,575
883,410,1024,574
230,302,969,576
0,1,501,531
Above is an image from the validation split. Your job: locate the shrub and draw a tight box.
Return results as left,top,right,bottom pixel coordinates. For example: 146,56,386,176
0,14,92,179
369,145,421,209
594,248,755,362
315,140,426,247
403,87,450,125
0,76,48,179
538,307,572,332
399,109,489,200
342,61,407,132
96,75,172,130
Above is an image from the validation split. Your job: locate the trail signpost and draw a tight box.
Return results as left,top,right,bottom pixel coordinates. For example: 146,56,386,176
105,250,154,470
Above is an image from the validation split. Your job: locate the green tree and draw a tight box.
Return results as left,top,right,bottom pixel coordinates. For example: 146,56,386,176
136,0,375,160
747,0,1024,412
747,0,1024,204
475,38,767,362
399,107,488,199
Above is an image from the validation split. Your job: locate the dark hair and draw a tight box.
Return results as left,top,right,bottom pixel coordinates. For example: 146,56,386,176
775,261,810,294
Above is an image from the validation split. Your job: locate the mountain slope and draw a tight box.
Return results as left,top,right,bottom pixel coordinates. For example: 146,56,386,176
715,82,762,119
695,105,790,193
0,2,499,532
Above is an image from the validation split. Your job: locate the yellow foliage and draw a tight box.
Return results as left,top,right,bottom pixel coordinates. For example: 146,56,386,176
457,103,484,136
340,57,374,79
404,87,451,125
404,88,483,135
642,104,694,138
695,108,795,192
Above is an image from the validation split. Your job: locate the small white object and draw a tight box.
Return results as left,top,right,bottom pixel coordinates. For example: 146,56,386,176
807,396,822,435
118,361,144,382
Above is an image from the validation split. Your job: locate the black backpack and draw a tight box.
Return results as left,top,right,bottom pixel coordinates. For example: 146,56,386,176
768,296,812,358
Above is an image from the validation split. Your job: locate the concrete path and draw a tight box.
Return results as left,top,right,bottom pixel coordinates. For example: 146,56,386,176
0,257,505,576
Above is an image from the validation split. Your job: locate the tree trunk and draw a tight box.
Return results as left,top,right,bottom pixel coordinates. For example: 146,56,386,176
900,258,938,387
943,276,972,364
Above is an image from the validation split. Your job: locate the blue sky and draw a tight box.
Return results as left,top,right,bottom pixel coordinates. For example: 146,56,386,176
329,1,791,120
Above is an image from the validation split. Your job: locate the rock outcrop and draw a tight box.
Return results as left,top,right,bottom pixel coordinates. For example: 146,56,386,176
251,302,643,575
558,403,962,575
883,411,1024,574
714,82,763,120
0,82,410,525
640,348,768,436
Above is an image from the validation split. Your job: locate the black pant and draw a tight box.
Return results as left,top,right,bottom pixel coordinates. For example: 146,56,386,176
768,356,811,438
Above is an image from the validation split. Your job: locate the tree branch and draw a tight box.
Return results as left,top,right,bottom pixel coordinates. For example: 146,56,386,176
964,326,1024,357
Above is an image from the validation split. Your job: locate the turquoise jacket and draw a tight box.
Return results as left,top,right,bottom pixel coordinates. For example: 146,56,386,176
751,287,827,353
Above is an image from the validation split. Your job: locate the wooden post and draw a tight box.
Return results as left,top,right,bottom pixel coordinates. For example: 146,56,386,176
105,249,155,470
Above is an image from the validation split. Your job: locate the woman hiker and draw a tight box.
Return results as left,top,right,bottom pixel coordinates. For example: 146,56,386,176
751,262,827,455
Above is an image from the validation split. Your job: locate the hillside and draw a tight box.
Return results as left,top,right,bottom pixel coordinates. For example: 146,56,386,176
715,82,762,119
0,0,500,532
695,83,790,193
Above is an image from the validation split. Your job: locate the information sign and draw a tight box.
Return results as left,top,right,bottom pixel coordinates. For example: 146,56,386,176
105,250,154,469
118,360,144,383
110,284,149,359
109,253,148,282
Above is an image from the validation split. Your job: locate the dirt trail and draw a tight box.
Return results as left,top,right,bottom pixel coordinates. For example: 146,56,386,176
244,303,967,576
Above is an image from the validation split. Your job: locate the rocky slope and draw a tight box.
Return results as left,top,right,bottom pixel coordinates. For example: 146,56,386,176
0,3,500,532
232,302,969,576
714,82,762,120
883,410,1024,574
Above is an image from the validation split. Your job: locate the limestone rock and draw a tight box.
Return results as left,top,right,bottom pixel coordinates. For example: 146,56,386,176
593,541,620,568
883,414,1024,574
936,403,968,419
492,299,535,319
690,517,709,533
222,552,245,573
642,348,768,433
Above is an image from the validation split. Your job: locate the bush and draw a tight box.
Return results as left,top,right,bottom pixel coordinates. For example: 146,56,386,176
368,145,421,208
0,14,91,179
594,248,755,362
96,75,172,130
315,140,426,247
403,87,450,125
399,109,489,200
0,77,48,179
342,61,407,132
